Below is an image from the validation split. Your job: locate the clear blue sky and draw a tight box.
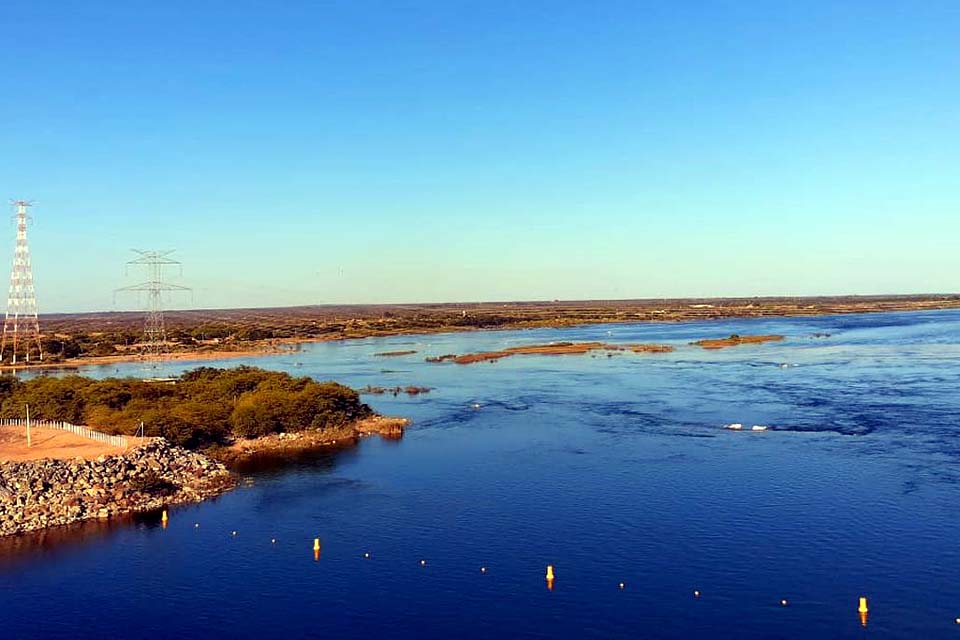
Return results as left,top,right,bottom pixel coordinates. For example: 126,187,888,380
0,1,956,312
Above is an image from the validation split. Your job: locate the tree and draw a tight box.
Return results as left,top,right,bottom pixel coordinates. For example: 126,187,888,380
0,365,373,449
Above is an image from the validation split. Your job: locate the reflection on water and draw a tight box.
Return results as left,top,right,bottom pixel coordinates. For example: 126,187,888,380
227,438,360,475
0,510,163,568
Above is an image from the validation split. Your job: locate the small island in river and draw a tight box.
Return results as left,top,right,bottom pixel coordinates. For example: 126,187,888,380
692,334,784,349
428,341,675,365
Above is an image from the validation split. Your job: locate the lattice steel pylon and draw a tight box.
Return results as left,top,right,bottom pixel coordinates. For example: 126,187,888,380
115,250,191,363
1,201,43,364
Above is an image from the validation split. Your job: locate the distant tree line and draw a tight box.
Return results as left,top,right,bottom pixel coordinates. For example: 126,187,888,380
36,312,537,362
37,325,333,361
0,366,373,449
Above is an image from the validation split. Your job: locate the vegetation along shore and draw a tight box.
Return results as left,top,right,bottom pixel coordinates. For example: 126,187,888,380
0,366,407,536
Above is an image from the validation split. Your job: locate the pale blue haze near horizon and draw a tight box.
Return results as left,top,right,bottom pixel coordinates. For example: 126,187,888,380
0,0,956,313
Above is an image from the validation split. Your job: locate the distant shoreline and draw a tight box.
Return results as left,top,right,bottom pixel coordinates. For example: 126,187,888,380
7,295,959,371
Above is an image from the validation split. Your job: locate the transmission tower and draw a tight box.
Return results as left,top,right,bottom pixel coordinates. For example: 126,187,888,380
116,250,191,362
1,201,43,364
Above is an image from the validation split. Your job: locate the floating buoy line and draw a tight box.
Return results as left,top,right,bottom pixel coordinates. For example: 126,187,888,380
163,512,937,629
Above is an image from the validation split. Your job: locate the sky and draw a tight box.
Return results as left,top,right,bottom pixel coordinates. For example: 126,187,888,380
0,0,957,312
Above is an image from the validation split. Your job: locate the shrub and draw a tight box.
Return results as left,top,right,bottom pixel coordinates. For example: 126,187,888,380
0,366,372,449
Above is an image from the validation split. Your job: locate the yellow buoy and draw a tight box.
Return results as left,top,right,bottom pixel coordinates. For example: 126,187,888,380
313,538,321,552
546,565,555,581
858,597,868,614
161,510,168,523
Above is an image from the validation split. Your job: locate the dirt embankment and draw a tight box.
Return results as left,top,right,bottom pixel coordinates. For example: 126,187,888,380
692,335,784,349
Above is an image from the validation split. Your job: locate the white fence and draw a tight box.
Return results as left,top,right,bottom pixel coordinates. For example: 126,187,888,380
0,418,128,448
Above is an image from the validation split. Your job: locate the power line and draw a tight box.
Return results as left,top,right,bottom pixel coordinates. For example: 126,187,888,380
115,250,191,363
1,200,43,364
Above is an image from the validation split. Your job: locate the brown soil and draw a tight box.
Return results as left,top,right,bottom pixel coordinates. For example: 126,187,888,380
0,345,283,371
693,335,785,349
0,427,146,462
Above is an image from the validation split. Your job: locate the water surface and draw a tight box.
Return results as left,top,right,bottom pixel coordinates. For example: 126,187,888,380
3,310,960,639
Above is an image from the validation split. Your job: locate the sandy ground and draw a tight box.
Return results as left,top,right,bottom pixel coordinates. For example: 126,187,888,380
0,427,143,462
0,346,282,372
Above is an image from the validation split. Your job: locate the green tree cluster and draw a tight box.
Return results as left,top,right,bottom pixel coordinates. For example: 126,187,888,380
0,366,372,449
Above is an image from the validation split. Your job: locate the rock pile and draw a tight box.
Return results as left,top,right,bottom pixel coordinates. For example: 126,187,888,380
0,439,235,537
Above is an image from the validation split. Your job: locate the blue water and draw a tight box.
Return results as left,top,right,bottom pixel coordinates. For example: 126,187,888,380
3,309,960,639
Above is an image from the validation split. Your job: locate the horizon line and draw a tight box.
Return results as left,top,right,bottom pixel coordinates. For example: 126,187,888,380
36,291,960,318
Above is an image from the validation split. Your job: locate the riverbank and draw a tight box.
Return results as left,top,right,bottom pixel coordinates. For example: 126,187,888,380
0,439,235,537
207,416,409,467
0,415,408,537
18,294,960,372
0,343,287,371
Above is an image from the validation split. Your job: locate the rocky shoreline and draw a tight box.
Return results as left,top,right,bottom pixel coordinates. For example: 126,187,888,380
0,439,235,537
207,416,409,467
0,416,409,538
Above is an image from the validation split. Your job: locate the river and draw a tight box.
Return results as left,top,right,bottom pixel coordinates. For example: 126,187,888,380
3,309,960,638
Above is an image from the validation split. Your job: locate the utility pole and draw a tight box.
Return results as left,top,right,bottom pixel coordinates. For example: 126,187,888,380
115,250,191,364
1,201,43,364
